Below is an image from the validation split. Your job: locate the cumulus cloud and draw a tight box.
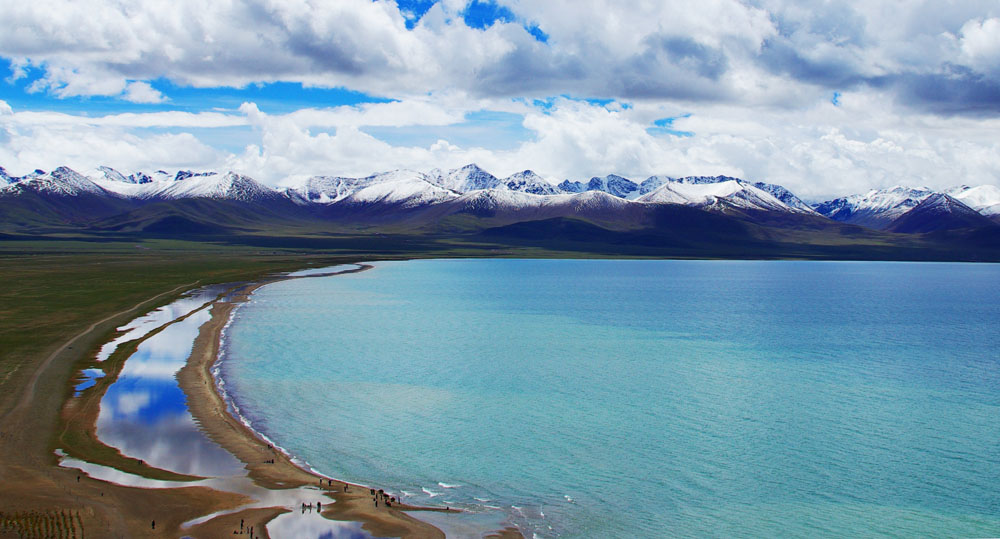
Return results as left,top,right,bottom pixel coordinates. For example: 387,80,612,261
122,81,167,104
1,1,999,114
3,1,1000,198
0,106,224,176
959,18,1000,79
6,94,1000,199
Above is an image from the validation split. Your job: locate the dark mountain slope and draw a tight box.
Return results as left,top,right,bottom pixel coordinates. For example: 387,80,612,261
887,194,997,233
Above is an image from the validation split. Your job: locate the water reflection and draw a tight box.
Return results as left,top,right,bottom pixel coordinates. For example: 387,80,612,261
95,285,229,362
267,511,381,539
74,368,105,396
96,299,243,477
57,453,374,537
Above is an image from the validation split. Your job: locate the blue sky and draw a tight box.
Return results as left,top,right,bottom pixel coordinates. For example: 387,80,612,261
1,0,999,197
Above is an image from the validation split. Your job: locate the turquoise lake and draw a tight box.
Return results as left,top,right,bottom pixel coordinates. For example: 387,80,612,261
221,259,1000,538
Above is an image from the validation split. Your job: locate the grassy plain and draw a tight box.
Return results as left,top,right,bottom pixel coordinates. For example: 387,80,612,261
0,237,434,537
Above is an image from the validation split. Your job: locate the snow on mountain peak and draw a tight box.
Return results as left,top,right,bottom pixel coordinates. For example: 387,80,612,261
566,189,632,210
4,166,108,197
429,163,502,193
637,177,802,213
340,170,458,208
559,174,640,199
813,186,936,228
503,170,558,195
639,176,671,195
947,184,1000,217
289,175,376,204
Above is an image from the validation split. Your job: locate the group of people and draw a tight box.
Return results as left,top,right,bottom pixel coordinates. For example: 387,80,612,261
371,488,398,509
300,502,321,514
233,517,255,536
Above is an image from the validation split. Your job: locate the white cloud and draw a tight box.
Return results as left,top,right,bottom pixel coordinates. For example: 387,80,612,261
5,109,246,128
122,81,167,104
959,17,1000,79
0,105,224,176
3,92,1000,200
222,95,1000,198
1,0,998,113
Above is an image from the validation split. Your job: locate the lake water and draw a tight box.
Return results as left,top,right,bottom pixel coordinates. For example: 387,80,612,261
221,259,1000,538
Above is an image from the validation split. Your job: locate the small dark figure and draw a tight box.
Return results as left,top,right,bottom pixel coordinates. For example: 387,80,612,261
76,475,80,482
241,518,244,530
152,520,155,530
370,488,375,495
317,502,322,511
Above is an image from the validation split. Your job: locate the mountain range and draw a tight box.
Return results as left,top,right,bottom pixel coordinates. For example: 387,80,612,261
2,163,998,259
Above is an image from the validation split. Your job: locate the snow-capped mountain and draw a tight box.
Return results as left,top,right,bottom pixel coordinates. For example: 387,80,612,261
287,172,391,204
887,193,995,233
289,166,557,205
558,175,641,199
0,167,142,224
751,182,815,213
428,164,502,192
92,170,279,204
2,163,997,239
88,166,183,184
336,170,458,208
638,176,813,214
503,170,559,195
639,176,669,195
947,185,1000,218
1,167,109,197
443,185,639,228
285,169,459,209
152,172,277,203
812,186,936,229
283,166,815,218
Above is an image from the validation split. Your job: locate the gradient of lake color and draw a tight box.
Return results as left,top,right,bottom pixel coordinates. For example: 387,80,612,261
221,259,1000,538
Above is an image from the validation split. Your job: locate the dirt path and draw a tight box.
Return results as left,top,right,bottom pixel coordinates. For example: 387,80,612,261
5,280,200,422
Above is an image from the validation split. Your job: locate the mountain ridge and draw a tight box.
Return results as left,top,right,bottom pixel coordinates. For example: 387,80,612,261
2,163,998,242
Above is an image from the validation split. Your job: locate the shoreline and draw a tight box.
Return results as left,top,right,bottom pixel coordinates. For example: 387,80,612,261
52,260,525,538
175,263,466,538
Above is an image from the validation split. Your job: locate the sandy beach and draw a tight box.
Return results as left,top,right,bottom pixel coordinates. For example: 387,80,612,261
46,263,521,538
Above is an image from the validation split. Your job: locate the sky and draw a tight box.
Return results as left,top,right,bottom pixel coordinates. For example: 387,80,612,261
1,0,999,200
